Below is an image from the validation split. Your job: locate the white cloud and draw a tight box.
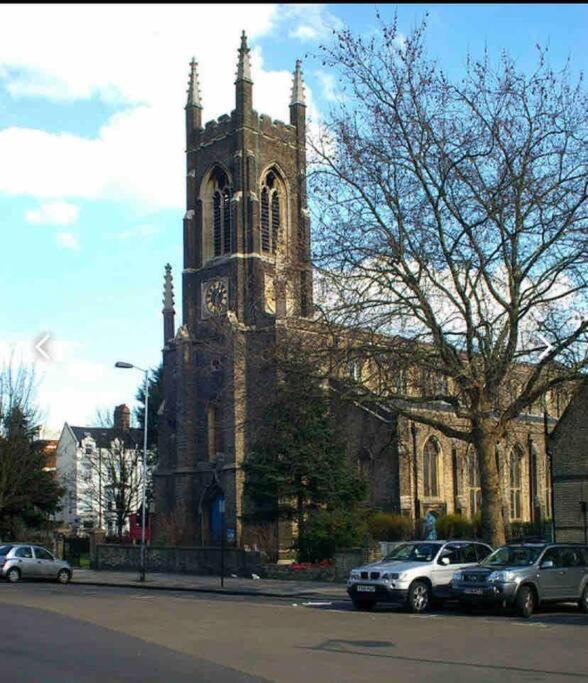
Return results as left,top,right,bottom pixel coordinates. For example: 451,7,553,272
0,339,145,431
314,70,342,102
25,200,79,226
278,4,343,42
0,4,325,210
55,232,79,250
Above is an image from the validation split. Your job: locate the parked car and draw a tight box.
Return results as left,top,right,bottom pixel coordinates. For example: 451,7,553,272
0,544,72,584
347,540,493,612
451,542,588,617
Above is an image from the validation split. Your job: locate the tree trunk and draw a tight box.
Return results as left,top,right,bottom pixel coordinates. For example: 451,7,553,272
474,427,506,547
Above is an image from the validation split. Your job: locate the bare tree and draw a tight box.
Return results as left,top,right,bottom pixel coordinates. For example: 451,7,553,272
310,15,588,545
78,409,143,540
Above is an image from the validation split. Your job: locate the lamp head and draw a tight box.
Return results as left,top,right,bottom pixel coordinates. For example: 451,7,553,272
115,361,134,369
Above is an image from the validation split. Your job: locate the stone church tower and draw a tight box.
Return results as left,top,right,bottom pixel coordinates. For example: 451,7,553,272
154,33,313,545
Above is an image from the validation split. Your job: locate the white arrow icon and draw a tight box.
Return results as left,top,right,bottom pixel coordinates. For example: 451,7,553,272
537,333,554,361
34,333,51,361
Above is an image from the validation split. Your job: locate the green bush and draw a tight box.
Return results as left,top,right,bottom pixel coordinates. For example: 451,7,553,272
368,512,413,542
296,508,368,562
435,514,475,539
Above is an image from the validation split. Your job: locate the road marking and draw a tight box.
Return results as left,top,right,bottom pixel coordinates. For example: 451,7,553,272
512,621,549,628
301,601,333,607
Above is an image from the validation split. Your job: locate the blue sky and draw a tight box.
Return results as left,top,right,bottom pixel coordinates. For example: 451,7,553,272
0,3,586,433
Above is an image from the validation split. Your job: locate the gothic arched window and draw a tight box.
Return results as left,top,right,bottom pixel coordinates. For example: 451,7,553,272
208,167,232,259
466,447,481,515
509,446,523,520
260,170,281,254
423,437,440,497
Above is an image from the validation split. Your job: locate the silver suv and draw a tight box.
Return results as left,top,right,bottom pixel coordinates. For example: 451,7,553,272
0,544,72,584
347,540,493,612
451,542,588,617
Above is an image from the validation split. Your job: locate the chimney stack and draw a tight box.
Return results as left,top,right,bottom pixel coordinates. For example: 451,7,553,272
114,404,131,432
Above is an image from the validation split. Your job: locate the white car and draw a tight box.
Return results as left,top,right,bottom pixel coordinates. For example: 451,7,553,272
347,540,492,612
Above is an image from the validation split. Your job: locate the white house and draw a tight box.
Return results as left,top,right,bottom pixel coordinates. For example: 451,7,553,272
56,404,145,536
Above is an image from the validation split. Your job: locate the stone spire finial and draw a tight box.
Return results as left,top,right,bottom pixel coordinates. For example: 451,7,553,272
163,263,175,312
236,31,252,82
290,59,306,106
186,57,202,108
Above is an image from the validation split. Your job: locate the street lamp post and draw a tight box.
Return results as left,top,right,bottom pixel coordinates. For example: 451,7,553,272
115,361,149,582
219,497,225,589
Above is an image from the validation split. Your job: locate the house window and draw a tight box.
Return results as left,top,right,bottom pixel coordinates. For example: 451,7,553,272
347,359,362,382
423,437,440,497
509,446,523,520
260,170,281,254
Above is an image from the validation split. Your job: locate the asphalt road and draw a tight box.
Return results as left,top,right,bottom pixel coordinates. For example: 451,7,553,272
1,581,587,682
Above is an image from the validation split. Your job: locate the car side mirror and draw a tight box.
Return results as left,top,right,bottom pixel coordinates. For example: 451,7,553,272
541,560,554,569
440,556,450,566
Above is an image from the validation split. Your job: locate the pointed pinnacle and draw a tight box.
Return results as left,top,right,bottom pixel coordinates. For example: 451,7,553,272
186,57,202,108
236,30,252,82
290,59,306,106
163,263,175,311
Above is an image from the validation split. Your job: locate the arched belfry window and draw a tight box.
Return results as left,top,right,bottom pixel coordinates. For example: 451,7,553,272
207,167,232,259
423,437,440,498
260,170,282,254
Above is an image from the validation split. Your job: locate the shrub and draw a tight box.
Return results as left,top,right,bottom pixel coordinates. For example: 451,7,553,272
296,508,368,562
368,512,413,542
435,514,474,540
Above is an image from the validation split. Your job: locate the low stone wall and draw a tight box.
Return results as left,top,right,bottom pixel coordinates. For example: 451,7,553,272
94,544,261,576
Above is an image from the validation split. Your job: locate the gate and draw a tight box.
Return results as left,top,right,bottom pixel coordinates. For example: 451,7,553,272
63,537,90,567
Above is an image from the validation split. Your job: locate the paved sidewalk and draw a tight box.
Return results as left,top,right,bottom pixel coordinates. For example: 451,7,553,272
73,569,347,601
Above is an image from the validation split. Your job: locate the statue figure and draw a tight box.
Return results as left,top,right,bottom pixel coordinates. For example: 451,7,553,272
423,511,437,540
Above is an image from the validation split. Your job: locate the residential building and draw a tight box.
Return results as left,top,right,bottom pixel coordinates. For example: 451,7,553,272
56,404,144,536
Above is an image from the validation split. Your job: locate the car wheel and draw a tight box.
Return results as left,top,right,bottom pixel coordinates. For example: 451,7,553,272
516,586,535,618
352,598,375,611
6,567,20,583
579,585,588,614
407,580,430,613
56,569,71,584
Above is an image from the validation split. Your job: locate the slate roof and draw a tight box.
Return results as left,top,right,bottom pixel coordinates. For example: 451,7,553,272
69,426,143,450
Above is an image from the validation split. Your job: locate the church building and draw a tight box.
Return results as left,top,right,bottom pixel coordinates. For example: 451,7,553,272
154,34,558,550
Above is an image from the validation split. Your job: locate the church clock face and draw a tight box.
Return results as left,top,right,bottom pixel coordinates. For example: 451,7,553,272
203,278,228,317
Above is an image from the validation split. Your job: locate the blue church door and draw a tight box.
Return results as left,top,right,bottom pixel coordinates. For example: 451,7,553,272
209,495,224,545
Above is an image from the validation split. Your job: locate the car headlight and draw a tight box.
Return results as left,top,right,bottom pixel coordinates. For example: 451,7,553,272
349,571,361,582
452,571,464,583
487,570,515,583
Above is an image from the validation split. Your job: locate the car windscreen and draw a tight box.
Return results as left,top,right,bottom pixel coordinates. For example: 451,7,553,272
384,543,443,563
481,546,543,568
0,544,13,555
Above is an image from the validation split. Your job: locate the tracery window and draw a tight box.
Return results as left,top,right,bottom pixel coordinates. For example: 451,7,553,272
509,446,523,520
423,437,440,497
260,170,281,254
466,447,482,515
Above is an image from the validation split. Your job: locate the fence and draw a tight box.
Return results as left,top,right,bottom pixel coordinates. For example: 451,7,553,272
94,543,261,576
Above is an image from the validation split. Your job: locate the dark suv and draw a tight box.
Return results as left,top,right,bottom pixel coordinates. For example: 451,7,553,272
451,542,588,617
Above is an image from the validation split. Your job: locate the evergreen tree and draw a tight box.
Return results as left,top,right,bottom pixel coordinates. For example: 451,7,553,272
243,355,367,559
134,364,163,450
0,362,63,537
